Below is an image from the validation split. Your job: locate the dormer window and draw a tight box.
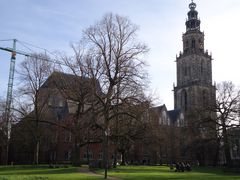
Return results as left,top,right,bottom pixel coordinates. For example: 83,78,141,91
162,111,166,124
48,96,54,106
67,100,79,114
48,95,65,108
58,99,64,107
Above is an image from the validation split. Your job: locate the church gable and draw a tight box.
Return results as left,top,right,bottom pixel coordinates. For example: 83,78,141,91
150,104,170,126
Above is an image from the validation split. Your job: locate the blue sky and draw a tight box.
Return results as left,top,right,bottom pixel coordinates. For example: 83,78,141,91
1,0,240,109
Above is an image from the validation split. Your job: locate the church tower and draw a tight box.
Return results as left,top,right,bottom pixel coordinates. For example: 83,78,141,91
174,1,216,165
174,1,215,120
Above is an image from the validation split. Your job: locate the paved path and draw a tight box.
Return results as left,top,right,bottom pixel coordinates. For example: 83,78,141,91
79,167,122,180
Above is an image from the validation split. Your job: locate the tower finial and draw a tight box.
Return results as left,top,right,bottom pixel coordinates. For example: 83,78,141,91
189,0,196,10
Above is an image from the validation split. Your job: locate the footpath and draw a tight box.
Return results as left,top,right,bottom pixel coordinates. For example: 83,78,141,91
79,166,122,180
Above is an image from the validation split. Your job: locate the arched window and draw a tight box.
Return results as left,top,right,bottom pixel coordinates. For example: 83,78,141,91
188,66,191,77
185,40,189,49
202,90,208,107
191,39,195,49
184,66,188,76
181,90,188,111
200,60,204,75
184,40,189,53
191,22,195,28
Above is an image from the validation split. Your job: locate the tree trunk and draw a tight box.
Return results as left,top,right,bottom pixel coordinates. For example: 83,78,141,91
34,93,40,165
87,142,90,165
112,149,117,168
103,130,109,179
34,140,39,165
120,150,126,166
213,138,220,166
72,137,81,166
222,126,232,167
5,138,9,165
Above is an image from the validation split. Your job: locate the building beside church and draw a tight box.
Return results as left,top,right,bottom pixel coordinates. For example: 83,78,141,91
229,127,240,163
128,105,184,165
173,1,217,165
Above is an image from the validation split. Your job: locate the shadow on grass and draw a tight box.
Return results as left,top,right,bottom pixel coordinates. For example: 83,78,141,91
0,165,78,176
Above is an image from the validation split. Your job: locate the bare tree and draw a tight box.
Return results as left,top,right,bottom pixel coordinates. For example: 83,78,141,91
16,53,53,164
214,82,240,166
198,81,240,166
110,101,150,166
0,97,6,164
65,13,149,178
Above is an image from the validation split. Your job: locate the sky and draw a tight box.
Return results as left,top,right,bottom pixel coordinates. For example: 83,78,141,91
1,0,240,109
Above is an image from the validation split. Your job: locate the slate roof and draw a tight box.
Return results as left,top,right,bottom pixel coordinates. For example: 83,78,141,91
41,71,102,101
151,104,166,113
168,109,181,124
41,71,96,89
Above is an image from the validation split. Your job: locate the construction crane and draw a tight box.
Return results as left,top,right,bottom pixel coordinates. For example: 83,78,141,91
1,39,64,127
0,39,30,164
0,39,29,134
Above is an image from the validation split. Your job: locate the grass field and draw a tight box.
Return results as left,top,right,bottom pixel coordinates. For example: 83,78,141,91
101,165,240,180
0,165,240,180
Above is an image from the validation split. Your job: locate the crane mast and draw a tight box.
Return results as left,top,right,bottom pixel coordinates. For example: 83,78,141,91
5,39,16,140
0,39,30,139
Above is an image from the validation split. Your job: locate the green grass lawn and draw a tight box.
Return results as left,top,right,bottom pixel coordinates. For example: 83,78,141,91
101,165,240,180
0,165,240,180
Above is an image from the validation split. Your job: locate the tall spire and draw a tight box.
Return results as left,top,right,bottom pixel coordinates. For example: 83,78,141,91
185,0,201,32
